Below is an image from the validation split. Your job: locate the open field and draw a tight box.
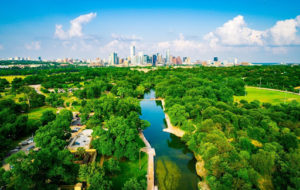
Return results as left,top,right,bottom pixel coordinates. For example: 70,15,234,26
27,106,56,120
0,75,27,83
234,86,300,104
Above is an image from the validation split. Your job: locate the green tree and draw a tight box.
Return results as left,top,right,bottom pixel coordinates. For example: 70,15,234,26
122,177,145,190
41,110,56,125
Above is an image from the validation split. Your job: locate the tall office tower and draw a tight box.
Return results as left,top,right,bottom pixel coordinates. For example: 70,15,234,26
234,58,238,65
130,46,135,58
138,52,143,65
156,53,162,64
110,52,118,65
166,49,170,64
143,55,148,64
213,57,218,62
186,57,191,64
152,54,157,66
176,56,182,65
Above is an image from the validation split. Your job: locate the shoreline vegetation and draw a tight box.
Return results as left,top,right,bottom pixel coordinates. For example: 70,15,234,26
160,98,209,190
161,99,185,137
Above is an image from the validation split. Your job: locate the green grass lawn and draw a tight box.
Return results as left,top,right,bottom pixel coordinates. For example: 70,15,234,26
0,75,27,83
234,86,300,104
27,106,57,120
110,152,148,189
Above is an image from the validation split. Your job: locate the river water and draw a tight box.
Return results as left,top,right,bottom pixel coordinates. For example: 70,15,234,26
140,90,199,190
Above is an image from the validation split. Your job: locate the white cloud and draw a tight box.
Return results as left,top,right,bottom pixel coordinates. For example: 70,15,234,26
204,15,300,48
55,12,97,40
111,33,143,41
0,44,3,50
269,15,300,45
265,46,288,54
204,15,265,47
157,33,203,51
25,41,41,50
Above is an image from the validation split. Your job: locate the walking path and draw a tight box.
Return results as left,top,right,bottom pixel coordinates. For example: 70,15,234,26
139,132,157,190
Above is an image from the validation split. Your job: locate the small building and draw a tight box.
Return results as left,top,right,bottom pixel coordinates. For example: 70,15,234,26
68,129,93,150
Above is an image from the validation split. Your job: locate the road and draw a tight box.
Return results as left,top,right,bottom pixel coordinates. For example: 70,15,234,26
2,142,35,171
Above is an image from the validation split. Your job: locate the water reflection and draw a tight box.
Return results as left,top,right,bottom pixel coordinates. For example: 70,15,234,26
140,90,199,190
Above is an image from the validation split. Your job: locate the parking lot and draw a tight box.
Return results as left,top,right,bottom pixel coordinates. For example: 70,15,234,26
2,137,35,171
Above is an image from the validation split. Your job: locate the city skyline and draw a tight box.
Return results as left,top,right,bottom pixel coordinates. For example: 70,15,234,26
0,0,300,62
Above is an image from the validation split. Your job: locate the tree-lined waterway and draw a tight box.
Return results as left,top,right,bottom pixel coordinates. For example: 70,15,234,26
140,90,199,190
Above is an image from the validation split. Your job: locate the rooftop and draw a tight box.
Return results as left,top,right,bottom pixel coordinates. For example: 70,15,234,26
68,129,93,150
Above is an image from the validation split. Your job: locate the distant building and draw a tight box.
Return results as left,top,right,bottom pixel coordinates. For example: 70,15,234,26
152,54,157,66
110,52,118,65
137,52,143,65
176,56,182,65
213,57,218,62
166,49,170,64
234,58,238,65
130,45,135,58
185,57,191,64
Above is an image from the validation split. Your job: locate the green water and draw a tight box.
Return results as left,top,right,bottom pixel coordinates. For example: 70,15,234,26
140,90,199,190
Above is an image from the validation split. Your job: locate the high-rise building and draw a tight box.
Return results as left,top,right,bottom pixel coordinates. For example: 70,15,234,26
234,58,238,65
152,54,157,66
186,57,191,64
130,46,135,58
166,49,170,64
176,56,182,65
157,53,162,64
213,57,218,62
110,52,118,65
143,55,148,64
138,52,143,65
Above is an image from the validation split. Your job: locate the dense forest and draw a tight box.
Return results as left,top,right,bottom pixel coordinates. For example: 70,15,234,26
0,65,299,190
149,68,300,190
0,68,150,189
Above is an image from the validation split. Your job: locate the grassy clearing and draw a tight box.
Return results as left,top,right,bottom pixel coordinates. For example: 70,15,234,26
110,152,148,189
27,106,56,120
234,86,300,104
0,75,27,83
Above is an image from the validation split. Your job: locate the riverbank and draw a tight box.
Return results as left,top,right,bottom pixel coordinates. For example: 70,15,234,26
160,99,210,190
160,99,185,137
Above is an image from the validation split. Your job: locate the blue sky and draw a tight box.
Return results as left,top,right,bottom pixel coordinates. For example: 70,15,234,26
0,0,300,62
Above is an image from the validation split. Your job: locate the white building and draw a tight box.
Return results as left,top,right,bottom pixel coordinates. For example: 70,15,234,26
130,45,135,58
166,49,170,64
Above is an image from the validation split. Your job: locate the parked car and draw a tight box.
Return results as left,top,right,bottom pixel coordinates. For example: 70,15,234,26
20,141,29,146
71,127,80,133
26,145,35,151
8,149,19,156
15,146,21,150
27,139,34,144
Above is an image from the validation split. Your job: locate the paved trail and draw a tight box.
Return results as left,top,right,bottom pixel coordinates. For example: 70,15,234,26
139,132,157,190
